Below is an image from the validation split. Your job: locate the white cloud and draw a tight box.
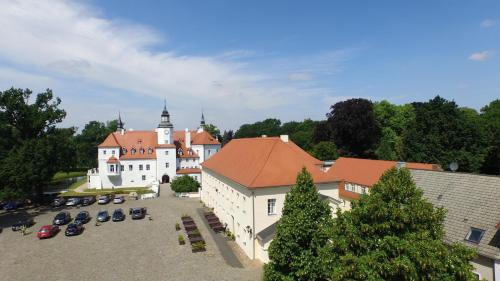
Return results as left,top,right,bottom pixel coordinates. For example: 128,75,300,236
0,0,351,130
480,19,498,28
288,72,313,81
468,51,494,62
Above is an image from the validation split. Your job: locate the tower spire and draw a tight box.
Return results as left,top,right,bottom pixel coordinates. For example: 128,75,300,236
117,111,124,131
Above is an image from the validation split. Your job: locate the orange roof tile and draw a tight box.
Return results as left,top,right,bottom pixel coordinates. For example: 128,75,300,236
177,168,201,174
201,137,335,189
192,131,220,145
327,157,442,187
106,156,119,164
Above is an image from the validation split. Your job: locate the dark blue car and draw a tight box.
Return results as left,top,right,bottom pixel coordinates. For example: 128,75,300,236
4,201,22,211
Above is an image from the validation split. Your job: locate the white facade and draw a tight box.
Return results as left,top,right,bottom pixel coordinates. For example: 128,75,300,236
200,168,341,262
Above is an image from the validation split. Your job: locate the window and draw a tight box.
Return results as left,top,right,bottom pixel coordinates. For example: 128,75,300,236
131,148,136,155
122,147,127,154
139,164,143,171
165,151,168,155
146,164,150,171
465,228,485,243
112,150,115,155
128,165,133,171
109,165,115,172
267,199,276,215
120,165,124,172
142,175,146,181
140,148,145,154
148,147,153,154
166,162,169,168
103,150,106,155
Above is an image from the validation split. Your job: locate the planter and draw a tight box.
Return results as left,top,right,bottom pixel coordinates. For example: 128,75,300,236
179,240,185,245
181,216,193,222
184,225,198,231
191,247,206,253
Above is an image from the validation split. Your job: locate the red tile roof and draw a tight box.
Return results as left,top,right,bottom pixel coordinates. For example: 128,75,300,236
106,156,119,164
327,157,442,187
177,168,201,174
201,137,335,189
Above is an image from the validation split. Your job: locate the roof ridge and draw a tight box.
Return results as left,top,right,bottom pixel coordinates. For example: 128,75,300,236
111,133,121,147
248,139,280,187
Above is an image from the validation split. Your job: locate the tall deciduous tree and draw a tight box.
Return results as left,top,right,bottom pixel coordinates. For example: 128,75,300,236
327,98,381,157
310,141,338,161
75,120,117,169
221,130,234,146
0,88,74,201
264,168,331,281
321,168,477,281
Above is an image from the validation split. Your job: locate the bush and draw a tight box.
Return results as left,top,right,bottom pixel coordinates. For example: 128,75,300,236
171,175,200,193
192,241,205,250
178,235,185,245
175,223,180,231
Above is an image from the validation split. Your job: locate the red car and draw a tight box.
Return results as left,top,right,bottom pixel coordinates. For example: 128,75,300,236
37,225,59,239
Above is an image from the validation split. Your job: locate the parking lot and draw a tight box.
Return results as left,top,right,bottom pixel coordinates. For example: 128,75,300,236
0,186,262,281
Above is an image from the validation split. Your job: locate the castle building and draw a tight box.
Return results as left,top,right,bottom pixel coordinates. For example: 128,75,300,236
87,103,221,189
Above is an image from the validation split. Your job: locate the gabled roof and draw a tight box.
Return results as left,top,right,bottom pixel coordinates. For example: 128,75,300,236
173,130,220,146
201,137,334,189
411,169,500,259
98,131,158,160
176,168,201,174
106,156,119,164
327,157,441,187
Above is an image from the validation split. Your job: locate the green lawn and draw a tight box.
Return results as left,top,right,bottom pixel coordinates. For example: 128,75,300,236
61,187,154,197
51,170,87,183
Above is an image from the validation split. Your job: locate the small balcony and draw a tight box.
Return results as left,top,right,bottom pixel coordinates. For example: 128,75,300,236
106,156,120,176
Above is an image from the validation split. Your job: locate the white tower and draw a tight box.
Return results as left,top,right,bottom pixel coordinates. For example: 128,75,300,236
157,100,174,145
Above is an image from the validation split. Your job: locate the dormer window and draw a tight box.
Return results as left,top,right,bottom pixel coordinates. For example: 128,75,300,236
137,139,142,145
148,147,153,154
131,148,136,155
178,148,183,155
188,149,193,155
140,148,145,154
465,228,485,244
122,147,127,154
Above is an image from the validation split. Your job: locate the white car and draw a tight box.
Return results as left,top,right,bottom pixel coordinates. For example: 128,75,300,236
97,195,111,205
113,196,125,204
65,197,81,206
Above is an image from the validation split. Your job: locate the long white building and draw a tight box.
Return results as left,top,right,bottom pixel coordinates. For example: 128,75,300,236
88,104,221,189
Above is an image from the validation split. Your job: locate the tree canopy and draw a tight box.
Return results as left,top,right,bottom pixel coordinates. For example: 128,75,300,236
321,168,477,281
264,168,332,281
0,88,75,200
170,175,200,193
74,120,117,169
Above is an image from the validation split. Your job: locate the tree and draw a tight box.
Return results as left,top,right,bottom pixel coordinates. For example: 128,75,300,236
74,120,117,168
313,120,331,143
480,100,500,174
264,168,331,281
403,96,488,172
375,127,403,161
321,168,477,281
234,118,282,138
327,98,381,157
373,100,415,135
0,88,73,201
221,130,234,146
170,175,200,193
310,141,338,161
204,123,221,139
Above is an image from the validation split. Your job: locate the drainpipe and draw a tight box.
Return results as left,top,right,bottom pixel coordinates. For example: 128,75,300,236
252,190,255,260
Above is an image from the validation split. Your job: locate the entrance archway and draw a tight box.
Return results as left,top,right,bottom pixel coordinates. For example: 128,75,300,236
161,174,170,183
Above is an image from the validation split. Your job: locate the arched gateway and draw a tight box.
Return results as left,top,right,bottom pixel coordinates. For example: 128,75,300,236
161,174,170,183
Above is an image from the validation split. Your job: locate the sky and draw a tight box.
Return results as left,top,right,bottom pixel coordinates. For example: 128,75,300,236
0,0,499,131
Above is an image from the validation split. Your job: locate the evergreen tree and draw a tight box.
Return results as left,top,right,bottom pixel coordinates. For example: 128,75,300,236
264,168,331,281
322,168,477,281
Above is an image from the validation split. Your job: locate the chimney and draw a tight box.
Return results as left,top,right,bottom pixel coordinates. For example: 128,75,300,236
280,135,289,143
185,128,191,148
396,162,406,170
120,129,125,135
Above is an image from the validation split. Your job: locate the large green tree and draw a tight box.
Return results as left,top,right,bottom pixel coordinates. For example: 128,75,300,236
310,141,338,161
321,168,477,281
221,129,234,146
264,168,331,281
170,175,200,193
327,98,381,157
403,96,488,172
235,118,282,138
480,100,500,174
0,88,74,201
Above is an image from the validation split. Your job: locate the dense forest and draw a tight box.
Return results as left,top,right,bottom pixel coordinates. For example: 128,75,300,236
0,88,498,201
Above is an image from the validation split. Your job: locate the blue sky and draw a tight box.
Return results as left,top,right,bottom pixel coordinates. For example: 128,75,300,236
0,0,498,131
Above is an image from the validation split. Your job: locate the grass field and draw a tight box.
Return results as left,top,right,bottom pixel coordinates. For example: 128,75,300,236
61,187,154,197
51,170,87,183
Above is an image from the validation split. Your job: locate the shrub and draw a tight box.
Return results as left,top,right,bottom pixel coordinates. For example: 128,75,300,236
171,175,200,193
178,235,185,245
175,223,180,231
192,241,205,250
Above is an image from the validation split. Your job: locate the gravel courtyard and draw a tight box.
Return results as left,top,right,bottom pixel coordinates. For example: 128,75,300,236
0,187,262,281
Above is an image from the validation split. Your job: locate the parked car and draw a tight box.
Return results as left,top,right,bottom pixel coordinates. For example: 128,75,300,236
37,225,59,239
129,207,147,220
74,211,90,224
4,201,22,211
82,196,96,206
65,223,84,236
97,194,113,205
113,196,125,204
96,210,110,222
52,197,66,207
11,218,35,231
53,211,71,225
0,201,6,210
66,197,82,206
112,209,125,222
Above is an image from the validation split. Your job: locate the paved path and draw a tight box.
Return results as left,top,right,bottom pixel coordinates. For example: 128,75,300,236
74,181,87,193
197,208,244,268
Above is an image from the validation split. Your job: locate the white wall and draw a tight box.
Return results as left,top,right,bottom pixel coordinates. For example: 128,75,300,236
156,147,176,182
204,144,221,162
179,157,200,169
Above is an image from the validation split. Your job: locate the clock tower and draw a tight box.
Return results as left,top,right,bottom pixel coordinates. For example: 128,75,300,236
157,100,174,145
